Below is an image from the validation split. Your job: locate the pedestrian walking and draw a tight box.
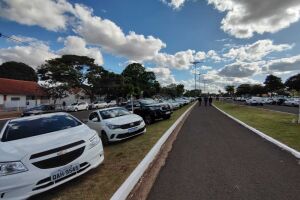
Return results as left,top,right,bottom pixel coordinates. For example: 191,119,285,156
198,96,202,106
62,101,66,110
209,96,213,106
204,96,208,106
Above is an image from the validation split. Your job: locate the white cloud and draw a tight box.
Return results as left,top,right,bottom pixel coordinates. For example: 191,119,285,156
153,50,196,70
206,50,222,62
58,36,103,65
147,67,176,85
223,40,293,62
200,65,213,70
73,4,166,61
0,0,74,31
266,55,300,72
208,0,300,38
162,0,186,9
0,42,57,68
218,61,262,77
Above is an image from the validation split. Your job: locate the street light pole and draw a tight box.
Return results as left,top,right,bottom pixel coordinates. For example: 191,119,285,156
191,61,201,91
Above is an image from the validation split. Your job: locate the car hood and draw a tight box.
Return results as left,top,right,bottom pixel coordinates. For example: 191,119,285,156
104,114,142,125
0,125,94,162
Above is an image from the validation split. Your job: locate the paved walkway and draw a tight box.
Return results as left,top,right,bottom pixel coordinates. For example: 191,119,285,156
148,105,300,200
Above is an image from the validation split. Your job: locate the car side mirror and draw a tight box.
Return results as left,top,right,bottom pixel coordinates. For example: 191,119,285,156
92,117,100,122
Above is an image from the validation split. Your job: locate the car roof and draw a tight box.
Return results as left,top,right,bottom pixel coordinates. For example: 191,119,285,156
94,106,124,112
9,112,71,123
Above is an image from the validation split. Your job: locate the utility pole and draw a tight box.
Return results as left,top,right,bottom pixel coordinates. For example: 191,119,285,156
191,61,201,91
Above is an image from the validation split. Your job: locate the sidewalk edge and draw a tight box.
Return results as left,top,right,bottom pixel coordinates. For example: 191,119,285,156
213,104,300,159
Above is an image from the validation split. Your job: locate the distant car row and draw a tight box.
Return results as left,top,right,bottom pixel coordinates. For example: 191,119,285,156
234,96,299,107
1,97,195,199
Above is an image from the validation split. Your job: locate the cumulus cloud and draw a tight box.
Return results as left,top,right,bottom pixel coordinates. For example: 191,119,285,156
0,0,74,31
266,55,300,72
0,42,57,68
73,4,166,61
147,67,176,85
223,40,293,62
58,36,103,65
161,0,186,9
208,0,300,38
0,35,104,68
218,61,262,77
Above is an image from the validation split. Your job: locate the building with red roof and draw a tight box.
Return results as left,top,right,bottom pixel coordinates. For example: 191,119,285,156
0,78,48,110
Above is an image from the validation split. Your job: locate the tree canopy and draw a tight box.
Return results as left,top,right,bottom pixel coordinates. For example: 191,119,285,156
0,61,38,82
264,74,284,94
285,73,300,92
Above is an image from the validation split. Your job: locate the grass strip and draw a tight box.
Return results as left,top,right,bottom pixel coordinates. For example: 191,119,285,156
214,101,300,152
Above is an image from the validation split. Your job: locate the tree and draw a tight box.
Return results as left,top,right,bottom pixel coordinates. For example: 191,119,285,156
236,84,252,96
251,84,265,96
176,84,185,96
264,74,284,94
225,85,235,96
285,73,300,93
122,63,157,97
0,61,38,81
37,55,103,101
184,89,201,97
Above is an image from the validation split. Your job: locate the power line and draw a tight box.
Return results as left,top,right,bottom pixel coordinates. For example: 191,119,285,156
0,32,30,45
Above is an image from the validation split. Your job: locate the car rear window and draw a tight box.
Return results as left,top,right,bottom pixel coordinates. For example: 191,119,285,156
2,114,82,142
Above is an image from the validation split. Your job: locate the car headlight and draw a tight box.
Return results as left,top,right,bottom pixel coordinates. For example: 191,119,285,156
0,161,28,176
106,123,120,129
89,134,101,149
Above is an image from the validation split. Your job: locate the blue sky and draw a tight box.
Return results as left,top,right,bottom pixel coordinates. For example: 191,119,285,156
1,0,300,92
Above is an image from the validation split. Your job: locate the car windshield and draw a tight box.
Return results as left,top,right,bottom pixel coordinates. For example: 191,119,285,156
100,108,131,119
139,99,157,105
27,105,45,111
71,103,78,106
2,114,82,142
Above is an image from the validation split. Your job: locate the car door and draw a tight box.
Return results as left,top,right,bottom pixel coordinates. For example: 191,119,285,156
87,111,101,133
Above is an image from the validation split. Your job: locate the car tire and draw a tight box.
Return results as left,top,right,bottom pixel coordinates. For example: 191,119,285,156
101,131,109,145
144,115,154,125
163,114,171,120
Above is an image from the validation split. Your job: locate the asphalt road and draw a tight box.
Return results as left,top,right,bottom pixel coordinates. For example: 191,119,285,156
0,110,92,130
229,100,299,115
147,105,300,200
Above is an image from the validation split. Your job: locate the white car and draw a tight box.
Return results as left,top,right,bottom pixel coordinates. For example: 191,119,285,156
284,98,300,107
0,113,104,200
166,99,180,110
87,107,146,144
66,102,89,111
107,100,117,107
91,101,108,109
246,97,264,106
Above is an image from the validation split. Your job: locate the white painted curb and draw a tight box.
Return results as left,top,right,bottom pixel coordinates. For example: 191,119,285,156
111,103,196,200
213,104,300,159
0,117,16,121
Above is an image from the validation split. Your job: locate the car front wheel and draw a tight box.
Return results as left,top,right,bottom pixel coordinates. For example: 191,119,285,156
144,115,154,125
101,131,109,145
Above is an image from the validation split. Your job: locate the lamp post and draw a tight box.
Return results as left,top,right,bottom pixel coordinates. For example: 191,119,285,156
191,61,201,91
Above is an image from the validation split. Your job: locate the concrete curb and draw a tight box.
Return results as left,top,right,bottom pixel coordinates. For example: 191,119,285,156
213,104,300,159
111,102,197,200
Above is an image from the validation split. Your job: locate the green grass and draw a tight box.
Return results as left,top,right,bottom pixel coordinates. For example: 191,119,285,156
214,101,300,152
33,104,193,200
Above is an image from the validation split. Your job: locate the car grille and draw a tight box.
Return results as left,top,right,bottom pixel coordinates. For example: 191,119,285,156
120,120,142,129
30,140,85,169
32,162,91,191
116,127,145,139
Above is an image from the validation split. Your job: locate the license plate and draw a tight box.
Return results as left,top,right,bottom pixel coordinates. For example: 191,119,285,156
51,164,80,182
165,111,171,114
128,127,138,133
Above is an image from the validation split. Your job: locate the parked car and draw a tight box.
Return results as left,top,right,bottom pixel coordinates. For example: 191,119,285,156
107,100,117,107
166,99,180,110
91,101,108,109
125,99,172,124
284,98,300,107
245,97,264,106
21,105,56,117
66,102,89,111
262,97,273,104
0,113,104,200
87,107,146,144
